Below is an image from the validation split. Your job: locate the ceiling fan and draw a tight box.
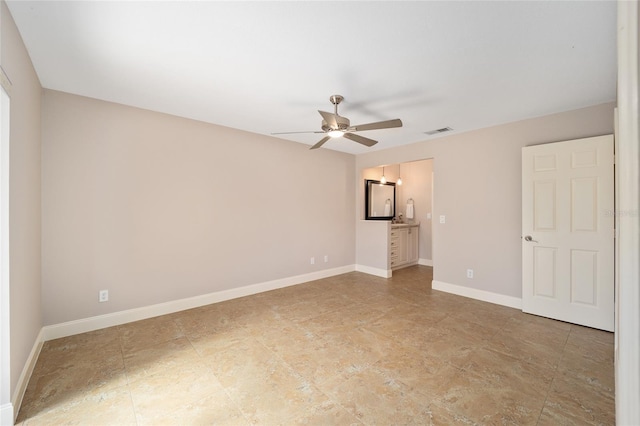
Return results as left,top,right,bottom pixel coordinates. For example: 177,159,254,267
272,95,403,150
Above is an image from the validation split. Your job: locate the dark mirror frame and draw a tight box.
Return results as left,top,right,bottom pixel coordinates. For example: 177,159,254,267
365,179,396,220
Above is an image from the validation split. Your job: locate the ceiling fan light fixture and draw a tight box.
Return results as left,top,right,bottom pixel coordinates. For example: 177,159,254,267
274,95,402,150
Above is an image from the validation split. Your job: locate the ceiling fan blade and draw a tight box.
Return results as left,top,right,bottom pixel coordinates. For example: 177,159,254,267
271,130,324,135
318,110,339,128
351,118,403,132
343,132,378,147
310,136,331,150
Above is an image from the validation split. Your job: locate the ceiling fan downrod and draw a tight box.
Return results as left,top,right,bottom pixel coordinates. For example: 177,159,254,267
329,94,343,115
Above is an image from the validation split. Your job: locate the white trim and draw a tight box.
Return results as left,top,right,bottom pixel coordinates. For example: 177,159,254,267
42,265,355,341
1,403,13,426
355,264,392,278
418,258,433,267
11,329,43,423
432,280,522,310
615,1,640,423
0,85,10,426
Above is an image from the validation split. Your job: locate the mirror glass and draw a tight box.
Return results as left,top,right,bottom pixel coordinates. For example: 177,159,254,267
365,179,396,220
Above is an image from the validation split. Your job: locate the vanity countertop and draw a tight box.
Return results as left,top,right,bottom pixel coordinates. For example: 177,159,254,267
391,223,420,229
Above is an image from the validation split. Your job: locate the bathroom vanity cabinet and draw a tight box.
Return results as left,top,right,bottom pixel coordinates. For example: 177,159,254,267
390,224,419,270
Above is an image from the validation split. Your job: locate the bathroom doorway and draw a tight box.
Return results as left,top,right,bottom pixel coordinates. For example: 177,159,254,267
361,158,434,270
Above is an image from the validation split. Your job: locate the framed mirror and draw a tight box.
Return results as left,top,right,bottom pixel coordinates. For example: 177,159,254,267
365,179,396,220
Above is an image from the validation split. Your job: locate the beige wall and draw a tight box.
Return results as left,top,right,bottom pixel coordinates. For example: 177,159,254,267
356,102,615,298
1,0,42,404
41,90,355,325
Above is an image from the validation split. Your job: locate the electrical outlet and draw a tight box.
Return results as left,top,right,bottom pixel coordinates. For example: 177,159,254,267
466,269,474,279
310,257,315,265
439,215,446,224
99,290,109,302
324,255,329,263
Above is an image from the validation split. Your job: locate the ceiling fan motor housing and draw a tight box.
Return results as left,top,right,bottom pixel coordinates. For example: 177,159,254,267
322,115,350,132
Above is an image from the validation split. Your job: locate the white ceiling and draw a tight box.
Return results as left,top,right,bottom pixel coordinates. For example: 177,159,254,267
7,1,617,154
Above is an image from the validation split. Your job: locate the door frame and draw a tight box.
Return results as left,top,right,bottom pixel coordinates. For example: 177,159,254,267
615,1,640,423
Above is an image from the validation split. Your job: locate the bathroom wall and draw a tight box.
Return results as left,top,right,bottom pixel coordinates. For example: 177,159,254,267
396,159,433,264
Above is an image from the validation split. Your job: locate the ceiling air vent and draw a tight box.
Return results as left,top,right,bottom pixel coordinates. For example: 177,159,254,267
424,127,453,136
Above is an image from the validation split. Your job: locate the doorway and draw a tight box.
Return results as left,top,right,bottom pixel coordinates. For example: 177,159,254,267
360,159,434,272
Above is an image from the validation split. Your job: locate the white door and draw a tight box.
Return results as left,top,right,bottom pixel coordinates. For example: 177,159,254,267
522,135,614,331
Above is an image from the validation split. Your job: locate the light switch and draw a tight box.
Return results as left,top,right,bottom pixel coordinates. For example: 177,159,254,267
439,215,446,224
427,212,432,219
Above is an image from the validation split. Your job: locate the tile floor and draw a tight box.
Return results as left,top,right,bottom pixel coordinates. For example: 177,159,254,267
16,266,615,425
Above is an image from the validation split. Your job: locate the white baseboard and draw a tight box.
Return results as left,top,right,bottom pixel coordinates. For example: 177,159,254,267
355,264,392,278
418,258,433,267
11,328,44,424
42,265,355,341
1,402,13,426
432,280,522,310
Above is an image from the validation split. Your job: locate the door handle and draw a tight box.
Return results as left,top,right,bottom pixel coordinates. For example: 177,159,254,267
523,235,538,243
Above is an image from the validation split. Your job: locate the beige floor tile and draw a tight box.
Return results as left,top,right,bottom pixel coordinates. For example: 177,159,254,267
428,365,546,425
372,344,447,396
271,294,359,324
16,266,615,425
117,315,184,354
20,386,136,426
364,304,447,345
290,399,363,425
136,389,248,426
280,326,390,386
452,299,518,329
32,327,122,377
447,347,555,398
171,305,229,339
539,371,615,425
558,342,614,396
569,323,614,346
434,315,501,343
123,336,203,384
188,322,253,350
128,363,233,424
318,366,436,425
565,328,615,365
490,328,564,371
224,359,331,425
500,314,571,348
302,301,389,330
192,330,280,390
18,352,127,419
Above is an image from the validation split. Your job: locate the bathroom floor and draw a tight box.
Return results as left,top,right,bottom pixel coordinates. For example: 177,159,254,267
16,266,614,425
